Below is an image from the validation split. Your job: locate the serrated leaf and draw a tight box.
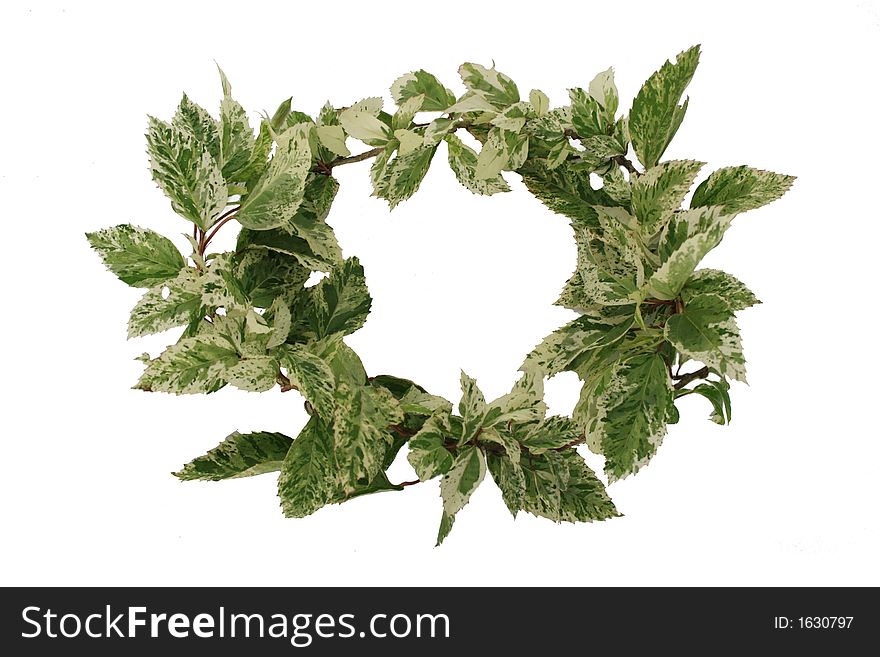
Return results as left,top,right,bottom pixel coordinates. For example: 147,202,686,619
445,134,509,195
333,382,403,494
175,430,292,481
292,257,371,341
408,415,455,480
437,446,486,545
235,248,309,308
394,128,424,156
520,415,581,454
484,372,546,428
490,102,532,132
391,70,456,112
476,127,528,179
519,450,618,522
236,124,312,230
569,86,610,138
666,292,747,382
278,417,338,518
339,104,390,145
458,371,487,443
458,63,519,109
200,252,249,309
172,94,220,160
315,124,350,157
399,387,453,416
691,165,795,214
215,70,256,181
576,353,673,482
276,343,337,417
682,269,760,311
629,45,701,169
519,159,613,227
631,160,704,235
645,206,732,300
227,355,278,392
128,268,202,338
86,224,185,287
392,94,424,131
146,116,228,229
522,314,634,376
135,331,240,394
237,174,342,272
374,145,437,208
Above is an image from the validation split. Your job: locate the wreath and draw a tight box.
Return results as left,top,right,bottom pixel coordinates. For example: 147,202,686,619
87,46,793,544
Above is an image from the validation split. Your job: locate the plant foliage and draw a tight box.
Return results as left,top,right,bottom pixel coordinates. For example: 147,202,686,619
88,48,793,544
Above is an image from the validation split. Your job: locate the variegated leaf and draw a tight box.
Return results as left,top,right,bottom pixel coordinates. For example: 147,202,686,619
278,417,338,518
215,68,256,181
682,269,760,311
437,446,486,545
175,430,293,481
391,70,456,112
292,257,372,340
522,314,634,376
333,382,404,494
275,343,337,417
666,292,747,382
445,134,510,195
374,145,437,208
146,116,228,229
519,450,618,522
135,332,241,394
236,124,312,230
520,415,581,454
407,415,455,481
691,165,795,214
315,124,350,157
629,45,701,169
86,224,185,288
128,268,202,338
631,160,704,235
458,62,519,109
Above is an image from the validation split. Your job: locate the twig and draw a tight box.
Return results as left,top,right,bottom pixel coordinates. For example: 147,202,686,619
673,366,710,390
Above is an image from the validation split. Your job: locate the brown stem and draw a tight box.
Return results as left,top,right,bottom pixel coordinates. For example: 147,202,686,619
612,154,640,176
397,479,421,488
199,206,241,255
319,147,386,172
276,372,299,393
673,366,710,390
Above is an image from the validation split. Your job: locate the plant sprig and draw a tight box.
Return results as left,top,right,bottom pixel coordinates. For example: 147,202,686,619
87,46,794,544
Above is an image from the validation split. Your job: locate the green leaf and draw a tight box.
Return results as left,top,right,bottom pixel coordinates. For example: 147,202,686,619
519,159,613,227
437,446,486,545
86,224,185,287
278,417,338,518
458,372,488,443
484,372,547,429
146,116,228,229
136,331,241,394
666,292,747,382
236,124,312,230
520,415,581,454
691,165,795,214
128,268,202,338
569,84,611,138
519,450,618,522
576,353,673,482
391,70,456,112
236,175,342,272
175,430,292,481
172,94,220,160
685,378,732,424
458,63,519,109
374,145,437,208
333,382,403,494
292,257,371,340
681,269,760,311
631,160,704,236
645,206,732,300
235,248,308,308
276,344,337,417
629,45,701,169
408,415,455,480
215,70,256,181
445,134,509,195
522,314,634,376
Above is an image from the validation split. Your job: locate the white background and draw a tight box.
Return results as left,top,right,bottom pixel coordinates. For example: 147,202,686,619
2,0,878,586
